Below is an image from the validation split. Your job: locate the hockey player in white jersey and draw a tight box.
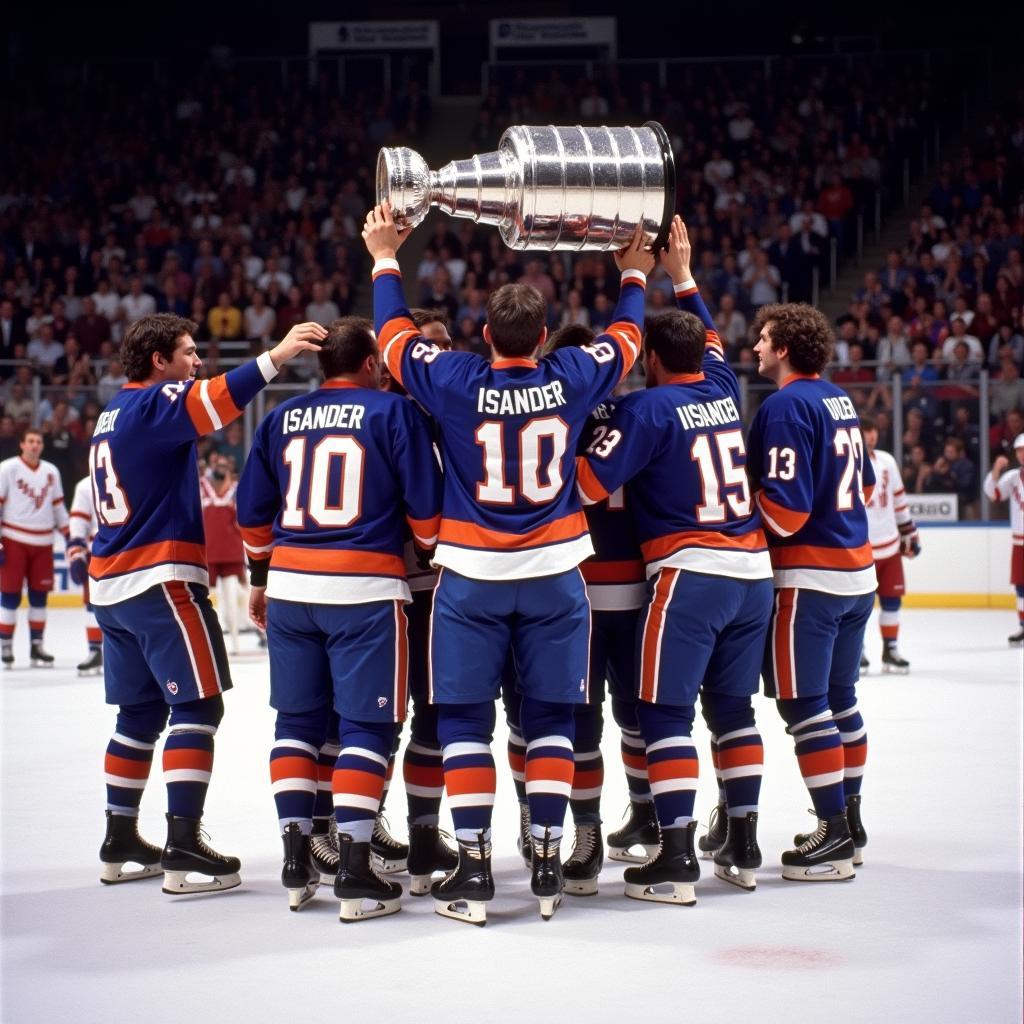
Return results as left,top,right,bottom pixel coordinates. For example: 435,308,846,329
68,476,103,675
0,429,69,667
860,417,920,672
983,433,1024,644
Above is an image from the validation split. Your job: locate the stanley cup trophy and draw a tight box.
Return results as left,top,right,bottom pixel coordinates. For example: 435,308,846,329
377,122,676,252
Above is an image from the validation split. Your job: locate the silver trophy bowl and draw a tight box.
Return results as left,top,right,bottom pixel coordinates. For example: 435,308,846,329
377,122,675,252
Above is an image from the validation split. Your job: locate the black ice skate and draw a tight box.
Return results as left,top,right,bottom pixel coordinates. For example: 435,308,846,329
281,822,318,911
1,642,13,667
781,812,855,882
607,800,660,864
517,802,532,869
334,834,402,922
1008,625,1024,646
406,823,458,896
431,831,494,926
698,801,728,859
530,827,564,920
370,814,408,874
623,821,699,906
713,811,762,891
77,649,103,677
310,818,340,883
881,643,910,674
562,822,603,896
29,643,54,668
794,796,867,866
160,814,242,895
99,810,162,884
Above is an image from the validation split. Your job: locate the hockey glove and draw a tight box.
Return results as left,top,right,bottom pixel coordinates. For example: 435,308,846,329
899,523,921,558
67,540,89,585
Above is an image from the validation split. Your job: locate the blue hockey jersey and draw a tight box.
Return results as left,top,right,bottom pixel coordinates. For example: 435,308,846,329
373,257,645,581
88,352,279,605
578,283,771,581
236,379,442,604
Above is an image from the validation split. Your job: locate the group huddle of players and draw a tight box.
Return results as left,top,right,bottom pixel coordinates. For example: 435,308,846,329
66,206,947,927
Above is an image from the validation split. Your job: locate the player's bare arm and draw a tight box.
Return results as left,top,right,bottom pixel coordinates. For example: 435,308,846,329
362,201,411,262
267,321,327,369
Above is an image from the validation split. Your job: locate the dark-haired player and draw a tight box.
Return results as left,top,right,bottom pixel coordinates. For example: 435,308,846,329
748,302,877,880
238,316,441,920
578,218,773,901
365,201,652,923
90,312,324,893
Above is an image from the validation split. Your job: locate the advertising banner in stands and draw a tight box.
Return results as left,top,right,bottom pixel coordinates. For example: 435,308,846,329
489,17,617,57
309,21,439,50
906,493,959,522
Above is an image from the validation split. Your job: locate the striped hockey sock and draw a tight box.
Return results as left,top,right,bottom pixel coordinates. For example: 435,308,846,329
569,748,604,825
269,739,319,834
0,594,17,644
105,731,157,815
832,702,867,797
443,741,496,840
707,734,727,805
716,726,764,815
507,726,527,805
620,729,653,803
879,597,900,645
313,738,341,824
333,733,392,844
525,735,575,840
781,704,846,819
403,740,445,826
645,736,699,829
163,725,216,819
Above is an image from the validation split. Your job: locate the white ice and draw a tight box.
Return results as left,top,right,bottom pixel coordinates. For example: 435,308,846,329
1,608,1021,1023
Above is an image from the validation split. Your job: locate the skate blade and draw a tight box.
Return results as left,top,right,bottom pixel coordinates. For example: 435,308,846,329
538,893,563,920
563,876,599,897
371,853,408,875
714,863,756,891
288,881,319,911
607,843,659,865
881,665,909,675
30,661,54,669
781,859,855,882
78,667,103,677
853,848,864,867
162,870,242,895
624,881,696,906
338,896,401,922
100,861,162,884
433,897,487,926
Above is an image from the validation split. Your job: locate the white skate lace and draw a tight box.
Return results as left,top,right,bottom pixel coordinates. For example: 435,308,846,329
372,814,405,852
565,824,597,866
796,819,828,853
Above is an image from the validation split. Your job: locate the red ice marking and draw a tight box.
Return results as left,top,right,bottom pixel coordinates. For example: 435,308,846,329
711,947,845,970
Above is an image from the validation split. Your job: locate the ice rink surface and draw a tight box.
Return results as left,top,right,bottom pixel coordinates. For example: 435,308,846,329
1,607,1021,1024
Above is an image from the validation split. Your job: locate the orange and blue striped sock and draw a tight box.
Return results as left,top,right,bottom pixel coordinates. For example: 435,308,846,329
333,721,395,843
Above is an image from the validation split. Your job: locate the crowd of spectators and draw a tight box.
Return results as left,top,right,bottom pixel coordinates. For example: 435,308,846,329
0,65,434,489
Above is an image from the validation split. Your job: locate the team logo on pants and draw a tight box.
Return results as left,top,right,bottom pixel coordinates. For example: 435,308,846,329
167,680,179,695
377,696,388,708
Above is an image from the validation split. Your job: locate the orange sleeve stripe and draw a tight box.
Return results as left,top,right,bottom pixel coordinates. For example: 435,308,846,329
378,315,419,386
576,457,610,504
407,514,440,547
438,510,588,551
185,376,243,435
240,524,274,553
605,319,642,378
270,547,406,577
372,267,403,281
756,492,810,538
705,329,724,351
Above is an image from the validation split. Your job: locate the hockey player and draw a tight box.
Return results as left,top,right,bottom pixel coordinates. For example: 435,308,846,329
748,303,877,881
861,416,921,672
983,434,1024,645
200,454,245,655
545,323,653,889
67,475,103,675
365,201,652,923
90,312,325,893
578,217,773,901
237,316,442,920
0,428,69,667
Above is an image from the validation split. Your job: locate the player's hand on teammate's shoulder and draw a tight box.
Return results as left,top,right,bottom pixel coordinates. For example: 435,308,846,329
268,322,327,368
613,224,656,277
362,201,411,261
658,215,692,283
